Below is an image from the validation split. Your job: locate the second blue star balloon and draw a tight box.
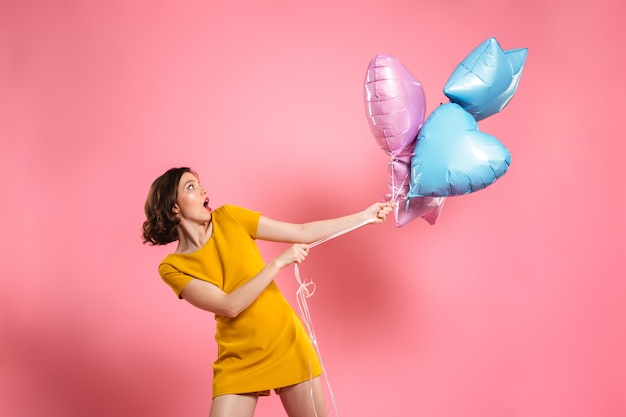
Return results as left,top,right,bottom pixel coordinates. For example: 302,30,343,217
443,37,528,121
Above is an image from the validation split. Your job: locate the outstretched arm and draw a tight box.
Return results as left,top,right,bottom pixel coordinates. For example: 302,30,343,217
179,202,392,317
256,202,393,244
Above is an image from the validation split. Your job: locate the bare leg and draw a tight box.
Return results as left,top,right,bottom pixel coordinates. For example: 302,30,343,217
209,393,259,417
279,377,327,417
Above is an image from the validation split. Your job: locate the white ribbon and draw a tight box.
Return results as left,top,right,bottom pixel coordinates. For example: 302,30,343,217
293,218,374,417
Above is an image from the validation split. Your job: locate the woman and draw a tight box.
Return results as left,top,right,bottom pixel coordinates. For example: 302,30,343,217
142,167,392,417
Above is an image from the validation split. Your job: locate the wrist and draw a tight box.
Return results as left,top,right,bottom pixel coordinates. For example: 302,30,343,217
267,258,286,272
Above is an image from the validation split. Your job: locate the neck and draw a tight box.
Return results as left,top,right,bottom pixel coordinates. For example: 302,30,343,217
175,220,213,254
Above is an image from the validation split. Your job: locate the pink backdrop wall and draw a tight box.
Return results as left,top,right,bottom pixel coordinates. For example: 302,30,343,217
1,1,624,416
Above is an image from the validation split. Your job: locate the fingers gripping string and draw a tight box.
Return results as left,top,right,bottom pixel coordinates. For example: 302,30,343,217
293,218,373,417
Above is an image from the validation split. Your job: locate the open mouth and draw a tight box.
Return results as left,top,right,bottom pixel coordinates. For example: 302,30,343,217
203,198,211,211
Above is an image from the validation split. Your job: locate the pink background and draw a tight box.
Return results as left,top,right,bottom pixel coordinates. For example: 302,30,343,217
1,1,624,416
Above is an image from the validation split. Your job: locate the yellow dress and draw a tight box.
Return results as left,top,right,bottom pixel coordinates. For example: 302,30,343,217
159,205,322,397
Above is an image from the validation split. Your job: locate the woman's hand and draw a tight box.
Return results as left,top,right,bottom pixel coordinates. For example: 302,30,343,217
363,202,394,224
273,243,310,269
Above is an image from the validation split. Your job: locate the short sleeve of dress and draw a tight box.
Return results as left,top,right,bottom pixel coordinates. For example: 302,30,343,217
159,262,193,298
221,205,261,239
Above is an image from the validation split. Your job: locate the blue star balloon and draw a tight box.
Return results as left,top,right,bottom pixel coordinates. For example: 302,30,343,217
443,37,528,121
407,103,511,197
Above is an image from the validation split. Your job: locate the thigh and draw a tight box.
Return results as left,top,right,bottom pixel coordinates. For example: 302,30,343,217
209,393,259,417
279,377,327,417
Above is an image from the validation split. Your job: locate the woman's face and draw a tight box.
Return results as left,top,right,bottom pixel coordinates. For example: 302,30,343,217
173,172,212,223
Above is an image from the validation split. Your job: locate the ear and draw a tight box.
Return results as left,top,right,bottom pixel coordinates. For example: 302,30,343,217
172,203,180,215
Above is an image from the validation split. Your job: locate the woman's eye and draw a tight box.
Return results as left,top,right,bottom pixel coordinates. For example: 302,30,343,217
187,184,195,190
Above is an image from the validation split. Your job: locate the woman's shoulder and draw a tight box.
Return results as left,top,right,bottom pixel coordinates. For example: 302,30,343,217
217,204,254,214
215,205,261,238
216,205,261,221
159,247,206,271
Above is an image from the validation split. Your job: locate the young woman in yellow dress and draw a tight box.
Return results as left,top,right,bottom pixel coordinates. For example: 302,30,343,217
142,167,392,417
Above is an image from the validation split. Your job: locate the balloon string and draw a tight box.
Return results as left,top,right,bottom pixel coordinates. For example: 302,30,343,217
293,218,374,417
389,156,409,204
295,263,330,417
309,218,374,249
390,157,399,203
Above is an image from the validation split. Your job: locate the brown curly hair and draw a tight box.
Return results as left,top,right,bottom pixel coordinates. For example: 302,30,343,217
142,167,196,245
